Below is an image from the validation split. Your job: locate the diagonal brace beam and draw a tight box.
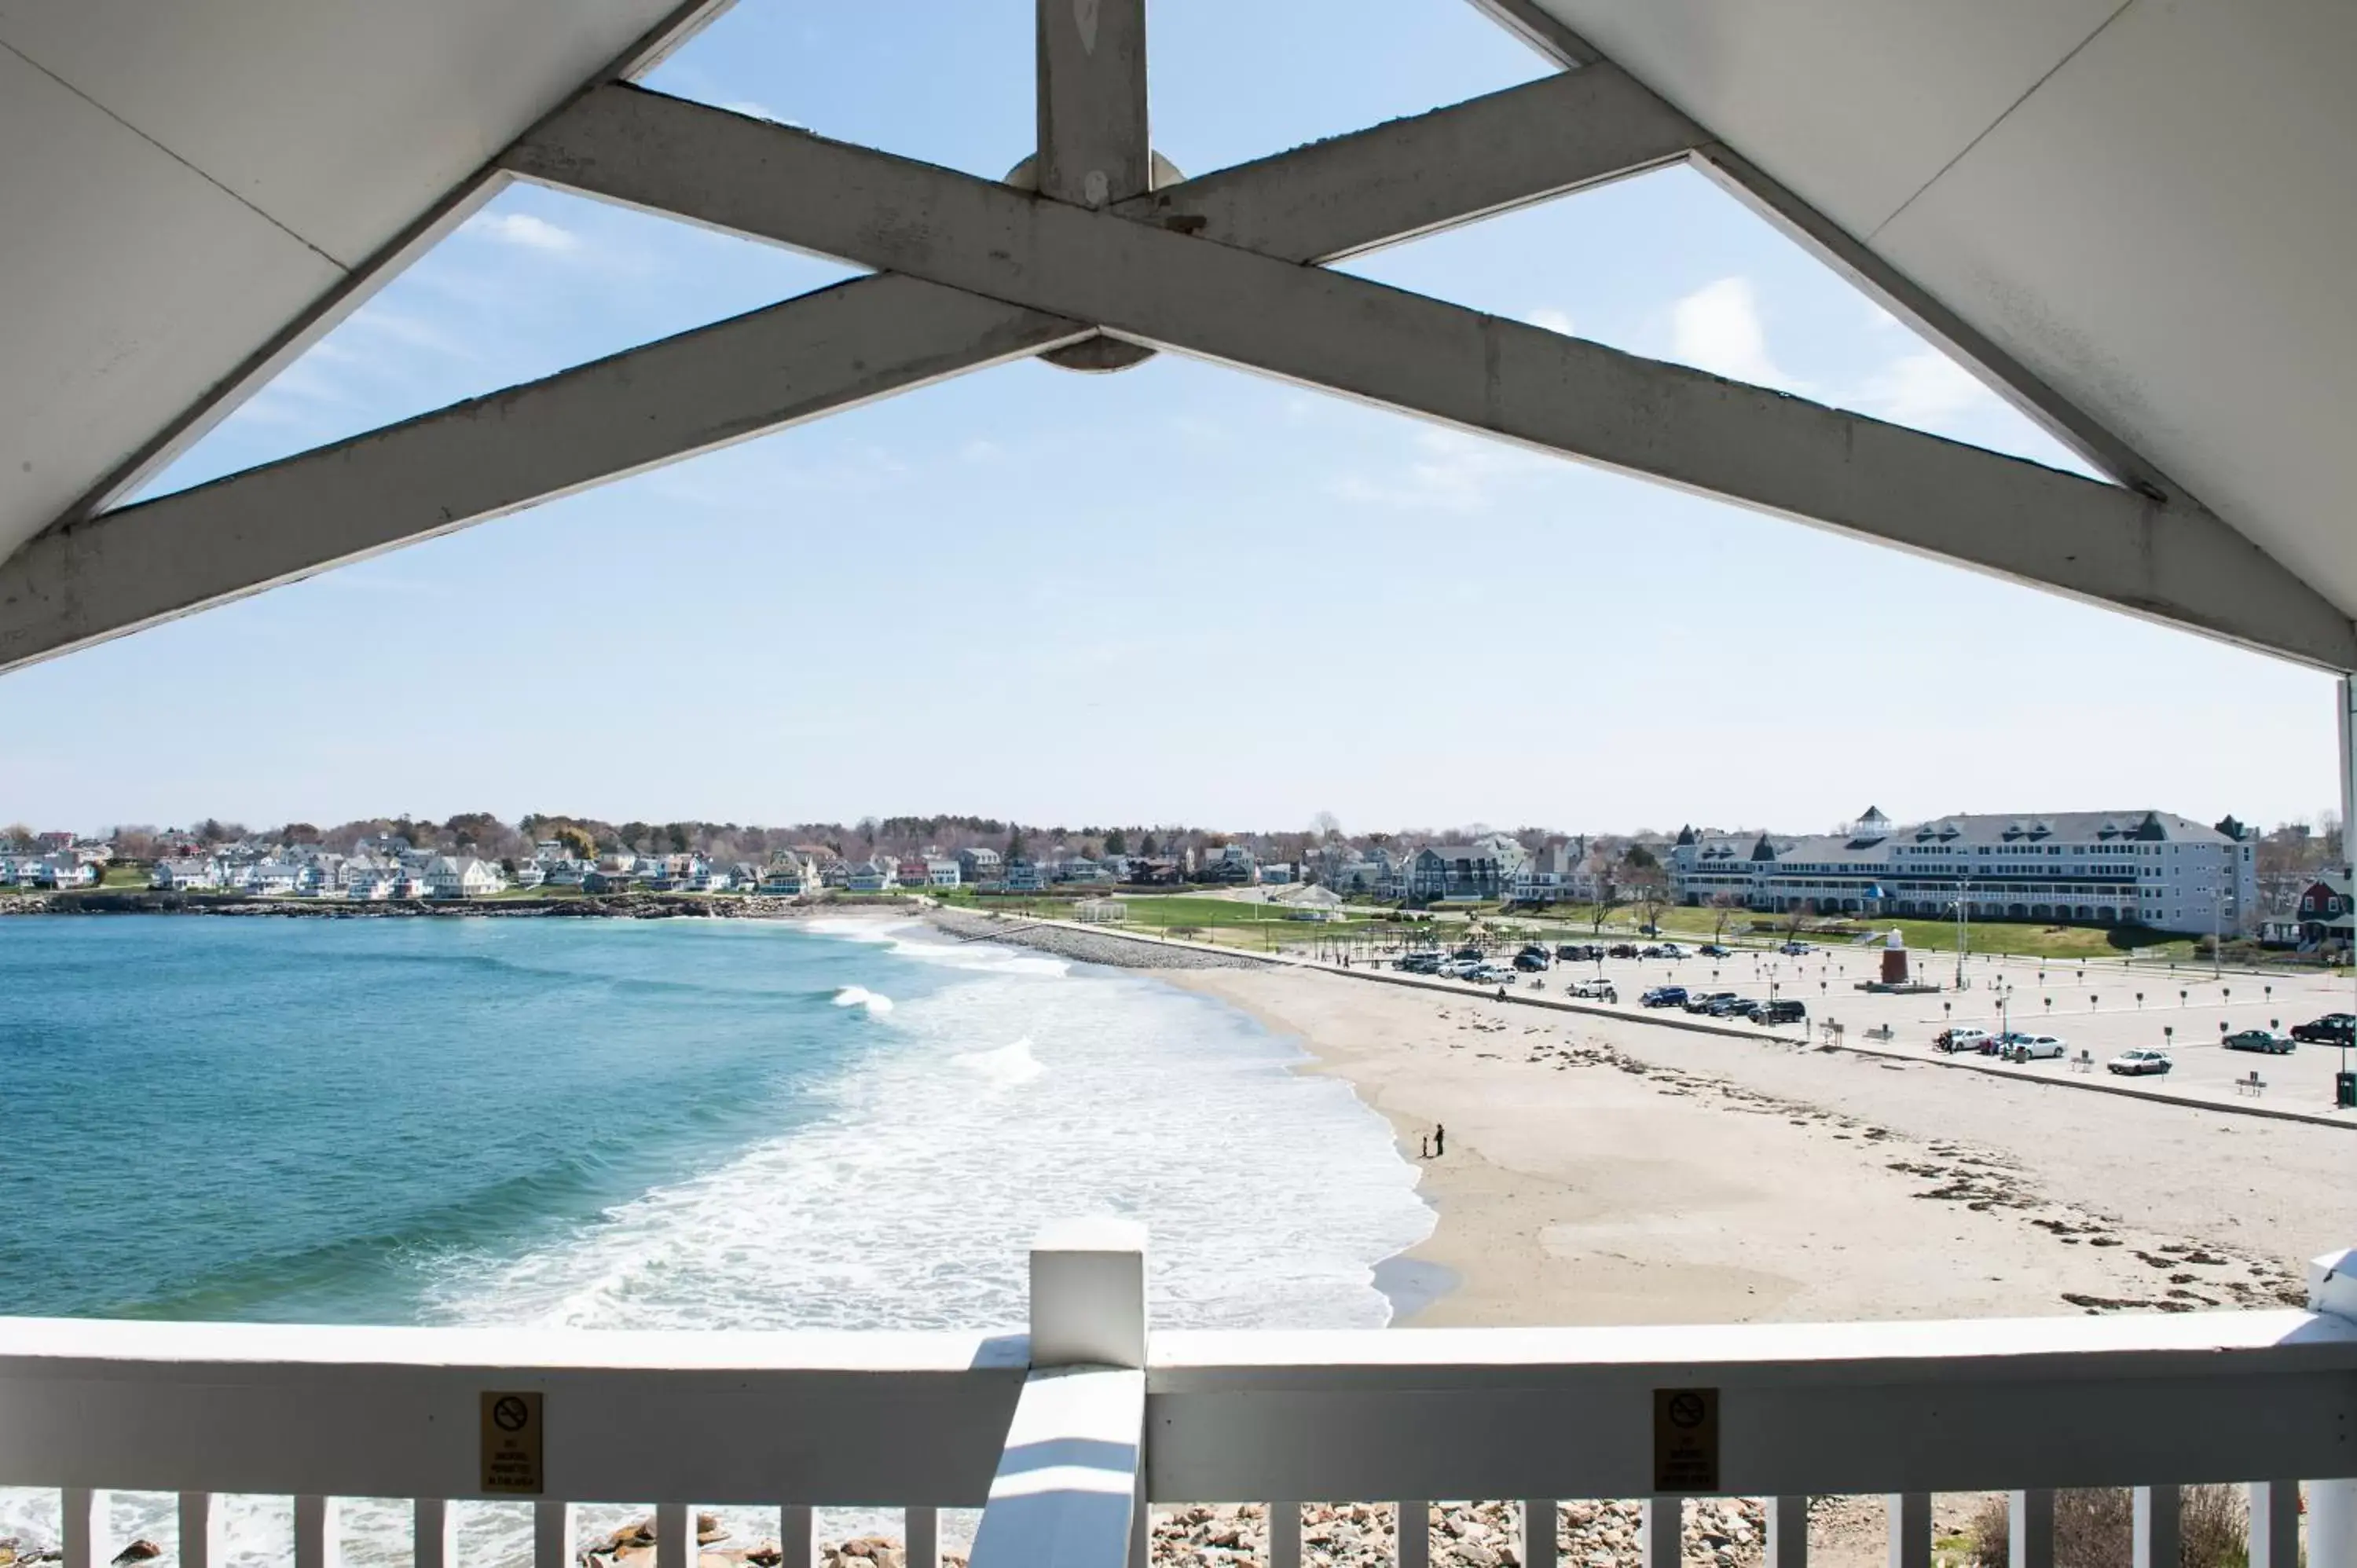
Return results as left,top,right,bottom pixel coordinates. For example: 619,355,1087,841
506,86,2357,670
0,277,1087,672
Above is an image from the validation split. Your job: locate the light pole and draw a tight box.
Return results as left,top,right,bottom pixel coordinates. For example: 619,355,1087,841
1953,879,1970,990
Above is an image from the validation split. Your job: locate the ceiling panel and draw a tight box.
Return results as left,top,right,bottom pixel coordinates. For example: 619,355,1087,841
1540,0,2121,236
1873,0,2357,614
0,43,340,566
0,1,684,267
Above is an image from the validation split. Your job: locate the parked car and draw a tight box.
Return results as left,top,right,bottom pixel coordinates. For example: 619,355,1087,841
1512,951,1549,972
1754,998,1807,1024
1452,946,1485,963
2003,1034,2068,1062
2107,1048,2173,1076
1395,953,1441,974
1779,940,1812,955
1683,991,1737,1014
1608,944,1639,959
1571,980,1618,1002
2222,1028,2295,1054
1698,943,1732,958
1468,964,1516,985
1706,995,1759,1018
1640,944,1666,959
1656,943,1687,958
2291,1014,2355,1045
1555,943,1600,962
1934,1027,1992,1054
1640,985,1688,1008
1438,958,1479,979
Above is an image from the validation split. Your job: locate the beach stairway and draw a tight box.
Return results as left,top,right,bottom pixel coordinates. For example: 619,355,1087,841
5,1233,2355,1568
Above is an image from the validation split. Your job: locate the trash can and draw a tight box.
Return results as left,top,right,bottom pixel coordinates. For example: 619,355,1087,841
2337,1072,2356,1109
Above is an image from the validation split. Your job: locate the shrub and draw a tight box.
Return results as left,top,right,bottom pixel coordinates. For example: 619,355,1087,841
1965,1486,2249,1568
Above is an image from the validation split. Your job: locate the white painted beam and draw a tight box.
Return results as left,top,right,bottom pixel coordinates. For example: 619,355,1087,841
47,0,743,533
0,277,1087,673
1453,2,2191,504
512,89,2357,670
1111,64,1699,264
967,1368,1145,1568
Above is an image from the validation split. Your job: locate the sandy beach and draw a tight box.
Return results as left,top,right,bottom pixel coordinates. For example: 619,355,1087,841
1165,964,2340,1328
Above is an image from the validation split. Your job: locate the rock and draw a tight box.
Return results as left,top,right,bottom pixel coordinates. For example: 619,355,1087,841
698,1515,727,1546
746,1543,783,1567
111,1544,163,1566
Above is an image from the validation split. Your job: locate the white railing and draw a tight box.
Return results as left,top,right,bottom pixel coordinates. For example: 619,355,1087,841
5,1223,2356,1568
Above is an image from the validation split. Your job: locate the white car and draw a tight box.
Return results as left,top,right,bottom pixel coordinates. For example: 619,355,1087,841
2003,1034,2067,1062
1468,964,1517,985
1937,1028,1992,1054
2107,1048,2173,1076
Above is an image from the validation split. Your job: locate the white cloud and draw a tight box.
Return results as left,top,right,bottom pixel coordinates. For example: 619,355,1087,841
1525,308,1576,337
1858,348,1999,426
720,100,805,127
465,212,581,254
1670,276,1805,392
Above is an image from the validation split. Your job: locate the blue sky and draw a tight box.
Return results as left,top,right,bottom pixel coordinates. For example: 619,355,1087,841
0,0,2337,837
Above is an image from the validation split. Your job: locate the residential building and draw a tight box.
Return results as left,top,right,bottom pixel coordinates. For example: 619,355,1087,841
151,858,222,891
1666,807,2258,936
511,862,546,890
242,861,302,896
544,858,592,888
1406,843,1518,902
896,857,931,888
759,856,816,896
1506,840,1587,905
956,846,1003,885
1198,844,1256,884
2295,874,2352,945
926,858,962,888
1258,863,1296,885
1004,858,1043,892
424,856,501,899
848,859,894,893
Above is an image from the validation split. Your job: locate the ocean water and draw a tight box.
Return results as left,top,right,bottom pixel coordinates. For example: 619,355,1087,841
0,914,1431,1561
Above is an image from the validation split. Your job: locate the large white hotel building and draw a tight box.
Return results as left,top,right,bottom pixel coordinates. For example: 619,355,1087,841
1669,807,2257,936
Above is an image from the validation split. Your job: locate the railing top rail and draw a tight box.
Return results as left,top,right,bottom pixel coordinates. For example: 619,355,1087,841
0,1317,1029,1373
1152,1307,2357,1383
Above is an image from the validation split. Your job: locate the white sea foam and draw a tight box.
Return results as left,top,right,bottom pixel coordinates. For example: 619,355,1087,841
832,984,895,1014
951,1035,1044,1086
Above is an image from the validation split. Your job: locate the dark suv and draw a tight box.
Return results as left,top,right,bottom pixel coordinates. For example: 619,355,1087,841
1755,998,1807,1024
2292,1013,2356,1045
1640,985,1688,1008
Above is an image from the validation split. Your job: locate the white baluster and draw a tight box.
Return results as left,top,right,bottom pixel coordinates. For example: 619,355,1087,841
1885,1493,1929,1568
2313,1480,2357,1568
1269,1503,1302,1568
178,1493,224,1568
1641,1498,1681,1568
1396,1503,1428,1568
658,1503,691,1568
779,1507,813,1568
2249,1482,2300,1568
535,1503,575,1568
414,1499,458,1568
1520,1500,1557,1568
905,1507,939,1568
2007,1490,2052,1568
61,1488,111,1568
295,1495,341,1568
1766,1497,1807,1568
2133,1486,2179,1568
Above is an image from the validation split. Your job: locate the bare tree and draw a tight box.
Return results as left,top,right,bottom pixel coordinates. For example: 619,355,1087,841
1780,898,1816,940
1631,869,1672,936
1710,892,1741,943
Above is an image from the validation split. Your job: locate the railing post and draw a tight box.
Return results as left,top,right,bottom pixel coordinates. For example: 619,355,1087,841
905,1508,939,1568
413,1500,457,1568
2308,1249,2357,1568
295,1494,341,1568
533,1502,574,1568
1521,1500,1558,1568
657,1502,691,1568
2249,1482,2300,1568
2133,1486,2179,1568
1398,1503,1430,1568
1765,1497,1807,1568
1886,1493,1929,1568
1269,1504,1302,1568
61,1488,111,1568
1640,1497,1681,1568
2007,1489,2052,1568
779,1506,814,1568
179,1493,225,1568
1031,1218,1149,1368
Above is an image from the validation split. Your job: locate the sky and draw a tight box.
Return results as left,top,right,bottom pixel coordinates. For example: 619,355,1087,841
0,0,2339,840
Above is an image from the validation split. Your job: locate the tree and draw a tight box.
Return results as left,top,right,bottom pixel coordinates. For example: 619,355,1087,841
1103,826,1127,855
1710,892,1742,942
1781,899,1816,940
1311,810,1342,841
1630,870,1672,935
1008,830,1028,860
1138,830,1159,856
553,825,596,861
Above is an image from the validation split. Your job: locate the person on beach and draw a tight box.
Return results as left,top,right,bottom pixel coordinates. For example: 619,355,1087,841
1419,1134,1430,1160
1433,1123,1446,1158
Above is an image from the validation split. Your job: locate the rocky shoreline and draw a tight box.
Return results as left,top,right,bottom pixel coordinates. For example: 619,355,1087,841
922,907,1273,970
0,890,830,920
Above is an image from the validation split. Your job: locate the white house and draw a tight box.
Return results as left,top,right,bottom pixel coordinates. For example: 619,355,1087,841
926,858,962,888
758,857,812,896
511,862,546,889
151,857,223,891
243,860,302,896
424,855,501,899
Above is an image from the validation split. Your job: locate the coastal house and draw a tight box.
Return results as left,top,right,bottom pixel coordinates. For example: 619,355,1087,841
848,859,894,893
956,845,1003,885
424,856,500,899
27,854,97,888
896,857,931,888
1258,862,1296,885
544,858,592,888
758,857,813,896
1507,841,1586,906
926,858,962,888
150,857,222,892
511,862,546,890
1003,858,1043,892
243,861,302,896
1198,844,1256,883
393,872,430,899
2296,874,2353,946
1406,844,1515,902
1053,856,1108,885
581,869,635,894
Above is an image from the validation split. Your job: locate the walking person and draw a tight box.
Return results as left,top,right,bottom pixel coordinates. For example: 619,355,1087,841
1432,1123,1446,1158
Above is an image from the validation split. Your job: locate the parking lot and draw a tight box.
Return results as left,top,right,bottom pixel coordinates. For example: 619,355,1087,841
1394,937,2357,1120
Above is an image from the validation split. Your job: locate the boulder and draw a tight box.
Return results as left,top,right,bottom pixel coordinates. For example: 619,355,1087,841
112,1544,163,1565
697,1515,727,1547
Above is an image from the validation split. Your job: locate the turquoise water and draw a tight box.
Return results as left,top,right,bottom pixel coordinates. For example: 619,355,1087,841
0,914,1431,1330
